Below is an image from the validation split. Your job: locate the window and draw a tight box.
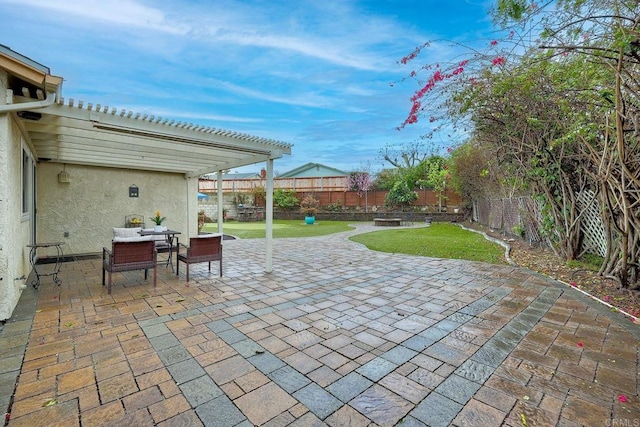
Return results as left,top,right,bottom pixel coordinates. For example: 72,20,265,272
22,146,34,216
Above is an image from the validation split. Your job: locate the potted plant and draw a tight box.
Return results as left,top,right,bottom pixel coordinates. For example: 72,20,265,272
300,195,319,225
250,185,266,207
150,210,167,232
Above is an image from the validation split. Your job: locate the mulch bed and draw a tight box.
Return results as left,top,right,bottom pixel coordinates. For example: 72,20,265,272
465,222,639,322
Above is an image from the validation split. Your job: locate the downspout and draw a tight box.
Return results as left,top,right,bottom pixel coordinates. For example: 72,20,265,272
0,90,57,112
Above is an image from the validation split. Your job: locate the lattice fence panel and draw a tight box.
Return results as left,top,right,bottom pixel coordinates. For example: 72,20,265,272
520,197,543,245
488,199,503,230
502,198,521,235
475,199,488,224
576,190,607,257
475,199,490,224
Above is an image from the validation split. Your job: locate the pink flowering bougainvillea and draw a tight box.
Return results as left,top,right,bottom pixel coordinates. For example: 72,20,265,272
399,42,430,65
397,34,510,130
492,56,506,66
398,59,471,129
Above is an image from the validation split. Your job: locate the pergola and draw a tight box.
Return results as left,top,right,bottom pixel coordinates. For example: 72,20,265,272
17,97,291,178
1,44,291,271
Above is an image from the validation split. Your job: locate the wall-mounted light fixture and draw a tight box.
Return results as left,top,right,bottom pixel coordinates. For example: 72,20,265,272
129,184,139,197
17,110,42,121
58,164,70,183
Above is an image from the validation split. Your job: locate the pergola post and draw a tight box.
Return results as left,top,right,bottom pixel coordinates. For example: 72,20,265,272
217,171,224,234
265,159,274,272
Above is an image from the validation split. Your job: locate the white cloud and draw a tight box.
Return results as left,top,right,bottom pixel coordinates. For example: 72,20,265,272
212,79,336,109
149,109,265,124
10,0,188,34
211,32,392,72
7,0,426,72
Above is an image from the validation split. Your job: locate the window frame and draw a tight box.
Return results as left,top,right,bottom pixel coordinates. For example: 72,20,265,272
21,142,35,221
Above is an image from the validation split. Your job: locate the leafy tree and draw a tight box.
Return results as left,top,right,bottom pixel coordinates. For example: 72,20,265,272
378,141,437,190
299,195,319,217
420,156,451,212
377,141,449,197
454,55,596,260
372,168,399,190
449,140,503,205
250,184,266,206
273,189,298,209
396,0,640,289
385,181,418,210
379,140,431,169
495,0,640,288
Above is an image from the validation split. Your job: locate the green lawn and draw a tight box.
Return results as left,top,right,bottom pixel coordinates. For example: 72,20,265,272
203,220,506,264
349,223,507,264
201,220,355,239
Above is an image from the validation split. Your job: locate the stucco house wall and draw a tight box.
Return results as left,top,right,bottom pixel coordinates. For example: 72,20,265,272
0,74,33,320
36,163,199,255
0,70,200,321
0,130,199,321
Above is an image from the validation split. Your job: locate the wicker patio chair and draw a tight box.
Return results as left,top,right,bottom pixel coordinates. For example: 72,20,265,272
176,235,222,283
102,240,157,294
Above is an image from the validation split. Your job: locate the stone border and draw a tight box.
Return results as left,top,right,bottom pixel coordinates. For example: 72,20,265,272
456,223,516,266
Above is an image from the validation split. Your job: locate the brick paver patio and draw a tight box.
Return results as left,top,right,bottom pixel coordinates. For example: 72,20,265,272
1,224,638,426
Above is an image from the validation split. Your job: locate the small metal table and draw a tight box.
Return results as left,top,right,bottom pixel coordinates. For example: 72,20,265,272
138,229,181,270
27,242,64,289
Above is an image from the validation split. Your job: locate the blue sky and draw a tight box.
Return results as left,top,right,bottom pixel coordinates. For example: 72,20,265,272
0,0,499,175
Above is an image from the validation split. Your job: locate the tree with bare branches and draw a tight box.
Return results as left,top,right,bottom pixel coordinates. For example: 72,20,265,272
495,0,640,288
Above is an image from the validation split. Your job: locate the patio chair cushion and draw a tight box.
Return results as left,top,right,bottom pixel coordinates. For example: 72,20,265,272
194,233,223,239
113,227,153,242
113,235,154,242
113,227,141,238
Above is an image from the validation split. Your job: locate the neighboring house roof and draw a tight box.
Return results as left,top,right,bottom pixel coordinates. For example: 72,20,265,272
206,172,261,179
279,162,348,178
0,45,292,177
201,171,263,180
223,172,262,179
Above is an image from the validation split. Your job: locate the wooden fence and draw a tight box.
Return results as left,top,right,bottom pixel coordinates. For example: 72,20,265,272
198,186,463,210
199,176,464,209
200,176,349,192
294,189,463,209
